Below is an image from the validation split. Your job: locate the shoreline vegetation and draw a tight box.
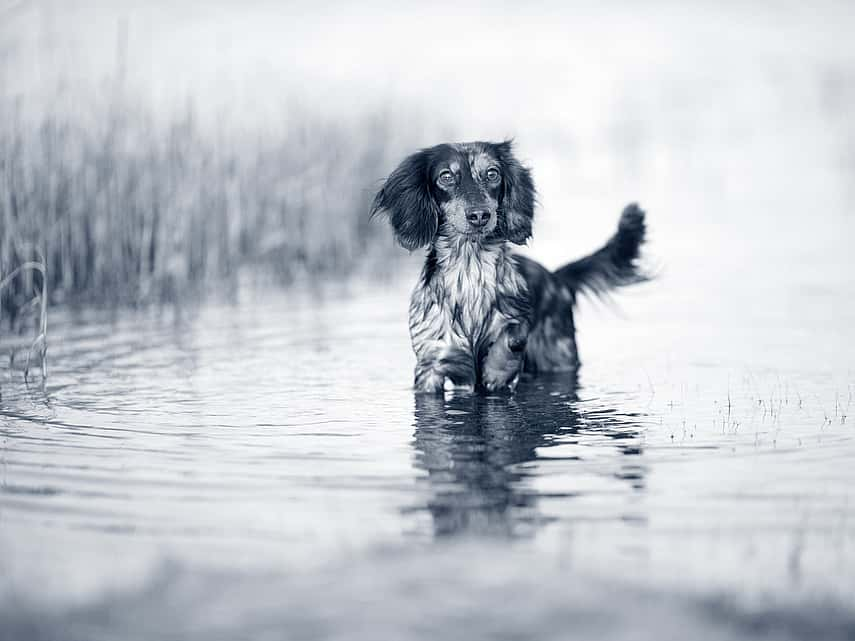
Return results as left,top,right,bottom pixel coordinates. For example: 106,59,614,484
1,96,405,305
0,89,421,375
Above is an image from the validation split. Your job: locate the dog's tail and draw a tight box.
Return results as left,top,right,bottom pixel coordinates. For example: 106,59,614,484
553,203,648,298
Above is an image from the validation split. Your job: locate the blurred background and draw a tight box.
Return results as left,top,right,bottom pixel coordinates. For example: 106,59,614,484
2,4,855,638
2,0,853,313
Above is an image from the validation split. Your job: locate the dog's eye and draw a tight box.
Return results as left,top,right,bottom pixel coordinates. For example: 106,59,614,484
486,167,500,182
438,170,455,186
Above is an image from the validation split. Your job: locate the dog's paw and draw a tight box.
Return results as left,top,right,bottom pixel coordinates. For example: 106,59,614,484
482,372,520,394
481,360,522,394
506,324,528,353
481,323,527,394
414,368,445,394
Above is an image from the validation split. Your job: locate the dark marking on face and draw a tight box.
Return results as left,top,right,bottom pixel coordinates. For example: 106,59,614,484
372,140,535,248
429,143,503,238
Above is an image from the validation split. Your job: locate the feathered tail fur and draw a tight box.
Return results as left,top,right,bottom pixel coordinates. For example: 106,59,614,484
552,203,647,297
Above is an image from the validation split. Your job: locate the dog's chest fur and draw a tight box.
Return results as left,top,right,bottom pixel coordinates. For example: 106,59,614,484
409,238,527,362
439,240,504,339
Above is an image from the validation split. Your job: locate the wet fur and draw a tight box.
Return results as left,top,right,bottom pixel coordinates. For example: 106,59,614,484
371,141,647,393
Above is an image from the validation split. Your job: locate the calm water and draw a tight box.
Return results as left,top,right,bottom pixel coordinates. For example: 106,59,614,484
1,266,854,640
2,1,855,638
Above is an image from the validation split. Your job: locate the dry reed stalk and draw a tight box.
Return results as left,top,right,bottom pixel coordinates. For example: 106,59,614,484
0,257,48,383
0,89,416,310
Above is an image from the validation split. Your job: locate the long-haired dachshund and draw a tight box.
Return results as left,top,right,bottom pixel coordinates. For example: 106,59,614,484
371,140,647,394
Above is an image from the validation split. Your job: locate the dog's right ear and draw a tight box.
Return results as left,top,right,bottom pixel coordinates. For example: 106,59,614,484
370,149,438,251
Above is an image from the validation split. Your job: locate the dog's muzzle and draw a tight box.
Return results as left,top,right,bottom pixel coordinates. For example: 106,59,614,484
465,207,491,229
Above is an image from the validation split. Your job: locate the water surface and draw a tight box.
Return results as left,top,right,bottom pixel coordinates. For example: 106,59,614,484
1,273,853,640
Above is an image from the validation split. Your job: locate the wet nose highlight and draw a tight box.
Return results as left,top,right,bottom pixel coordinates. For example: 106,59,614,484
466,208,490,227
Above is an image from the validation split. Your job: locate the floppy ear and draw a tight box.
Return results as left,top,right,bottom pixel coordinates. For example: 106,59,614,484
370,149,438,250
494,140,536,245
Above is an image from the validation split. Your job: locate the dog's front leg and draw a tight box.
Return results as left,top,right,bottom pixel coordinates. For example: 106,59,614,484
482,322,529,393
414,359,446,394
413,342,476,394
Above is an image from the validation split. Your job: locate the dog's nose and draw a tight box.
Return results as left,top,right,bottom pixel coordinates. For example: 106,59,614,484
466,208,491,228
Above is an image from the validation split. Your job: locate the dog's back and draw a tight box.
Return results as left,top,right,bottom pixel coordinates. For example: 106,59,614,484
518,204,647,373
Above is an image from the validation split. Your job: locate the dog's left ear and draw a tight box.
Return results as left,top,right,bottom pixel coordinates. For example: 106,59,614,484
493,140,536,245
370,149,438,251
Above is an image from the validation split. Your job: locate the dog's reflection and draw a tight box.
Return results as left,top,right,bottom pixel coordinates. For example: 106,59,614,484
411,374,645,538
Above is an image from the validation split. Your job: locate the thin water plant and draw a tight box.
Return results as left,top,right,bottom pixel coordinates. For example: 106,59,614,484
0,255,48,383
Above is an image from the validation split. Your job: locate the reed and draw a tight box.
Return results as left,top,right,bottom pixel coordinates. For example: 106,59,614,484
0,253,47,382
0,91,409,314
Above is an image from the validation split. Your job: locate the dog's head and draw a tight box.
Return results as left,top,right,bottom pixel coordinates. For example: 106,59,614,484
370,141,536,250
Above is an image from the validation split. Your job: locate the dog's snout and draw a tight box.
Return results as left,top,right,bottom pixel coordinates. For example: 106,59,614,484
465,208,491,228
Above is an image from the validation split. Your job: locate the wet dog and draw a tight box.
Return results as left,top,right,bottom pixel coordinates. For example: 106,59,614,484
371,141,646,393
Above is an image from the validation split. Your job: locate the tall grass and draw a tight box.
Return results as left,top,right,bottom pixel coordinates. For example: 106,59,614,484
0,90,410,318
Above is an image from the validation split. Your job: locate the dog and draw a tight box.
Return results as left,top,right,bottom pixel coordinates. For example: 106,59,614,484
371,140,646,394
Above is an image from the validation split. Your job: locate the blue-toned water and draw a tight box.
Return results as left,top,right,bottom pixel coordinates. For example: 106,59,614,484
1,266,853,639
2,2,855,637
